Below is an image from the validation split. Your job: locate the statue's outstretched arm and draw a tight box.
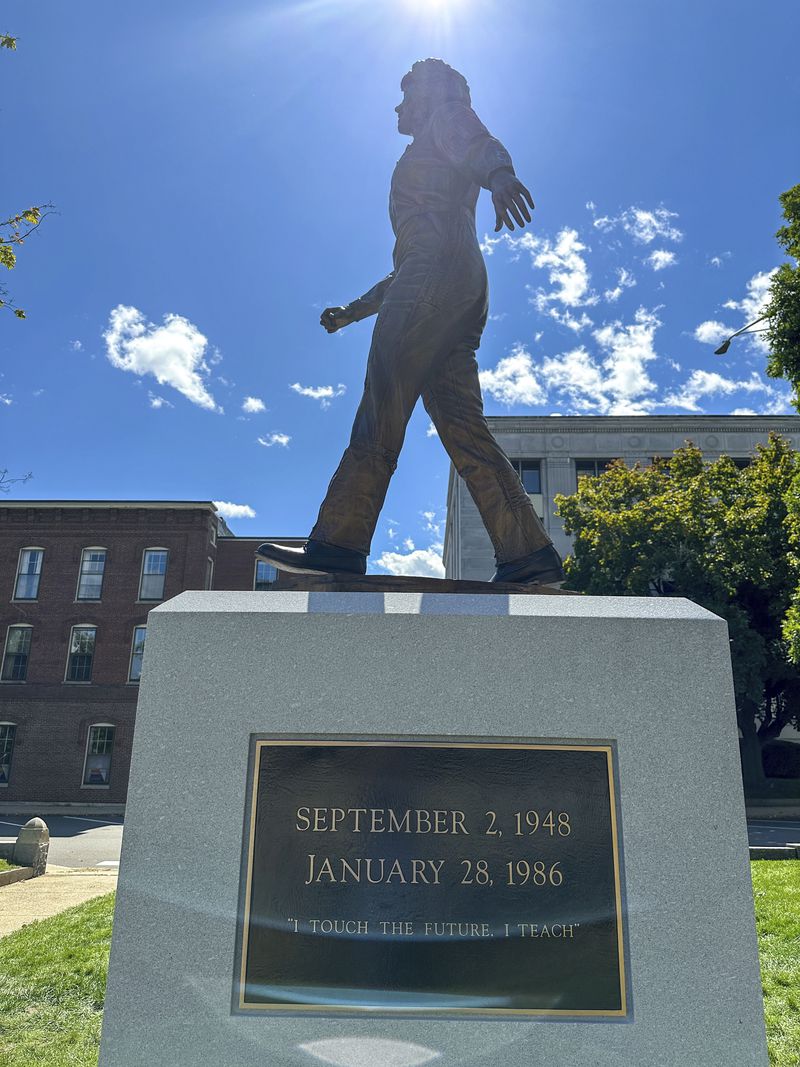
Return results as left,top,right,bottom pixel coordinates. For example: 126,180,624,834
320,271,396,334
431,102,535,233
348,272,396,321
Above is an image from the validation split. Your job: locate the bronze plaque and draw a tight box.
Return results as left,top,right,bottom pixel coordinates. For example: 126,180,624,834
234,738,629,1018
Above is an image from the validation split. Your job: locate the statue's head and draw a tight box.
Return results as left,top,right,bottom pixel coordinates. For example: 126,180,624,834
396,59,470,136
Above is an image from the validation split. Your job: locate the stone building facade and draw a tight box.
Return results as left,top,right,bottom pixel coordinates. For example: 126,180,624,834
444,415,800,581
0,501,299,811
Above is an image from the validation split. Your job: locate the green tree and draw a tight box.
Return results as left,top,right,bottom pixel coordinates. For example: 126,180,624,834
764,184,800,404
555,436,800,789
1,33,51,318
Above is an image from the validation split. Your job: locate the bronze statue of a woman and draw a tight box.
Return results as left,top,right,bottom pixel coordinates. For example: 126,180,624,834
259,59,563,585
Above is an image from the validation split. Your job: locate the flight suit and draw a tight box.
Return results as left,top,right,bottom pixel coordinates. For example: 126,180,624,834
309,101,553,565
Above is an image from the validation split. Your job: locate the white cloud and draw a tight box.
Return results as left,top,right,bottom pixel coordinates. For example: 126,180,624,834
529,228,597,310
257,433,291,448
374,544,445,579
213,501,256,519
647,249,677,271
694,320,730,345
663,370,773,413
387,526,397,541
426,421,439,438
595,206,683,245
538,347,606,412
722,268,777,352
710,252,731,268
422,510,441,538
104,304,219,411
693,269,777,355
0,393,12,406
242,396,266,414
730,408,757,415
604,267,636,303
479,343,546,406
148,392,173,409
403,537,415,551
481,309,662,416
70,339,83,351
545,308,594,332
290,382,346,409
482,229,597,311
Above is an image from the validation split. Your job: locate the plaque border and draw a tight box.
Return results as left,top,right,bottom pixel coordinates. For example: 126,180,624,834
233,736,629,1020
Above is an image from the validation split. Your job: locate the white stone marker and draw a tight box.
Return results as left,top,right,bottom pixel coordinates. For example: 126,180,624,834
100,591,768,1067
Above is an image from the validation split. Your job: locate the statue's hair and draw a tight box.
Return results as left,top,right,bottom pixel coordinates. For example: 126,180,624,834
401,59,471,107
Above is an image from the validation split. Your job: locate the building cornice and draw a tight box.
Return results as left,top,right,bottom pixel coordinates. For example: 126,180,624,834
486,415,800,435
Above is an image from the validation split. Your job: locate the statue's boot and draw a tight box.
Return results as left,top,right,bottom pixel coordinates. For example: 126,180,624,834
490,544,565,586
256,539,367,576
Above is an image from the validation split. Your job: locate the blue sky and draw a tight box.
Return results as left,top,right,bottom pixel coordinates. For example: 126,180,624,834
2,0,799,575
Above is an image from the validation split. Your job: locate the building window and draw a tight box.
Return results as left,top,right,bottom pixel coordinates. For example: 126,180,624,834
2,625,32,682
14,548,44,600
82,724,115,786
254,559,278,590
129,625,146,683
575,459,616,486
210,522,217,546
139,549,168,601
0,723,16,785
76,548,107,600
66,626,97,682
508,460,544,518
509,459,541,495
205,556,214,590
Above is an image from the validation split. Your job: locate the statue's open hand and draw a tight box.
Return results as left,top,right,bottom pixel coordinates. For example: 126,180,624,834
320,306,355,334
491,171,535,232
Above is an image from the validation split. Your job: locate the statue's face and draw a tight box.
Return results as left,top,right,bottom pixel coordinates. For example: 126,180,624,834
395,83,428,137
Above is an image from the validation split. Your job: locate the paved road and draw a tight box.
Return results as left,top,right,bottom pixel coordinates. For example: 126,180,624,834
747,819,800,847
0,814,123,868
1,815,798,869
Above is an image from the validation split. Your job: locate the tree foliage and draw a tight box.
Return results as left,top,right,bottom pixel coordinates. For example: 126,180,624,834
765,184,800,404
555,436,800,782
1,33,51,319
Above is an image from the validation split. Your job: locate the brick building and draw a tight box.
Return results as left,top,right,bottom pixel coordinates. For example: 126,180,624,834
0,501,299,811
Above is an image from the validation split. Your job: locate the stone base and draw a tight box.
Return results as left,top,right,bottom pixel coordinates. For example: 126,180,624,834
100,592,767,1066
274,572,575,594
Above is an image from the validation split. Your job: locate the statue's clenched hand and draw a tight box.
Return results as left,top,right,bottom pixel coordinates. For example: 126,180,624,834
491,169,535,233
320,306,356,334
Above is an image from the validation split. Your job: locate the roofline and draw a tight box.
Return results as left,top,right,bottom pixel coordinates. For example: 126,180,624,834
0,500,218,510
485,414,800,425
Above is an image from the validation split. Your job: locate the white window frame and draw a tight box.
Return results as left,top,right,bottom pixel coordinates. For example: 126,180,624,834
75,546,107,602
1,623,33,683
81,722,116,789
205,556,214,591
0,721,17,787
210,522,217,547
13,547,45,601
128,625,147,683
64,624,97,684
138,547,169,602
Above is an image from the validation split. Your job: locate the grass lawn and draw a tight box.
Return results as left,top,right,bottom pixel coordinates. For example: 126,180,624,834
0,865,798,1066
0,893,113,1067
0,858,21,872
753,861,800,1066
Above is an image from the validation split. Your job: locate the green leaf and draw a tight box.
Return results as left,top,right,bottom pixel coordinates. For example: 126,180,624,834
0,244,16,269
0,34,17,51
13,307,25,318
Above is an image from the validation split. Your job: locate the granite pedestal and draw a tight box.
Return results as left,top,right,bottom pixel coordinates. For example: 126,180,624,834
100,591,768,1066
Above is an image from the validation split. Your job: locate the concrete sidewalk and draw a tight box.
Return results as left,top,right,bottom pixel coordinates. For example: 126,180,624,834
0,864,118,938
